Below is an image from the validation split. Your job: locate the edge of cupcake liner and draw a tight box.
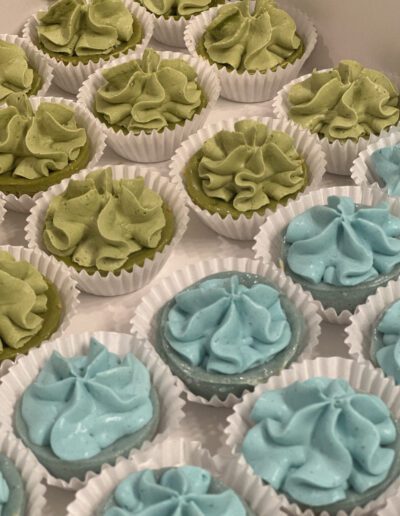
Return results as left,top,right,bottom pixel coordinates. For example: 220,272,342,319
130,256,322,408
183,0,318,103
252,184,400,324
25,164,190,296
0,95,107,214
76,49,221,163
0,331,186,491
0,244,80,378
272,69,400,176
21,0,155,95
223,356,400,516
145,10,191,48
168,115,327,241
0,197,5,226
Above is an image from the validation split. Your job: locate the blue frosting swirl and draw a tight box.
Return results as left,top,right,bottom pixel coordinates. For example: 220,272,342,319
101,466,247,516
285,195,400,286
0,472,9,516
242,377,396,507
371,145,400,196
21,338,154,461
376,300,400,384
164,275,292,375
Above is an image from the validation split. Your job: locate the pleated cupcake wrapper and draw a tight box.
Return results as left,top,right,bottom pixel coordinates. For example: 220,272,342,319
0,197,5,226
66,437,286,516
378,497,400,515
183,0,317,103
130,257,322,408
253,185,400,324
22,0,154,95
149,12,190,48
77,50,220,163
0,245,80,379
224,357,400,516
0,331,186,490
25,164,189,296
169,115,327,241
0,95,106,214
0,33,53,98
0,431,47,516
272,71,400,176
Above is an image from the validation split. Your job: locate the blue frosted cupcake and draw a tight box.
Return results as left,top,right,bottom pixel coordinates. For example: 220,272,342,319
0,453,26,515
370,144,400,195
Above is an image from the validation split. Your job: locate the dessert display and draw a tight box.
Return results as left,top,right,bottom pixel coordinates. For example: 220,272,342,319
371,144,400,195
0,453,26,515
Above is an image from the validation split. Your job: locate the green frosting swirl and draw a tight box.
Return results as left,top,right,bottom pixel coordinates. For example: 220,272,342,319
288,60,400,142
43,168,173,274
184,119,307,218
197,0,304,74
140,0,220,18
37,0,141,62
0,93,87,182
95,48,205,134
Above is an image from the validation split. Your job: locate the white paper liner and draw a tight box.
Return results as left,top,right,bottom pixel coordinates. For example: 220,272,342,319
130,257,322,407
184,0,317,103
149,12,191,48
224,357,400,516
0,245,80,379
22,0,154,95
25,164,189,296
0,95,106,214
273,70,400,176
0,331,186,490
169,115,327,240
66,438,286,516
253,185,400,324
377,497,399,515
0,198,5,227
0,431,47,516
0,34,53,98
77,50,220,163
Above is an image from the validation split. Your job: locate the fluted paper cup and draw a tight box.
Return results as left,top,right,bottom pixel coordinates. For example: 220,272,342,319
77,50,220,163
148,11,193,47
0,245,79,378
169,115,327,240
0,331,186,490
22,0,154,95
66,438,285,516
0,96,106,213
130,257,322,407
0,198,5,227
184,0,317,103
253,185,400,324
25,164,189,296
224,357,400,516
273,71,400,175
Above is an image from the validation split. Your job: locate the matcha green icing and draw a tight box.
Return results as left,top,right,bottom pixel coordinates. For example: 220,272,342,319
43,167,174,274
95,48,205,134
140,0,219,18
197,0,304,74
37,0,141,62
288,60,400,142
184,119,307,218
0,40,41,103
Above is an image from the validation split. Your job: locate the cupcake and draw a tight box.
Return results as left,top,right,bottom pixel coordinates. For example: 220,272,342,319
131,257,321,406
184,0,317,102
225,357,400,515
0,453,26,515
273,60,400,175
23,0,154,94
77,49,220,162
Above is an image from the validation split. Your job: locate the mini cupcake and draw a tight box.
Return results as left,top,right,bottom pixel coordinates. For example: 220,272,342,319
169,116,326,240
225,357,400,516
254,186,400,323
0,331,185,489
184,0,317,102
131,257,321,406
23,0,154,94
0,93,106,213
273,60,400,175
26,165,189,296
78,48,220,162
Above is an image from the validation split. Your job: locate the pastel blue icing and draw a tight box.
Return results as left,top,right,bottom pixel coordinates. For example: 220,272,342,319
376,300,400,383
0,472,9,516
164,275,292,375
101,466,247,516
285,195,400,287
20,338,154,461
371,145,400,195
242,377,396,507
